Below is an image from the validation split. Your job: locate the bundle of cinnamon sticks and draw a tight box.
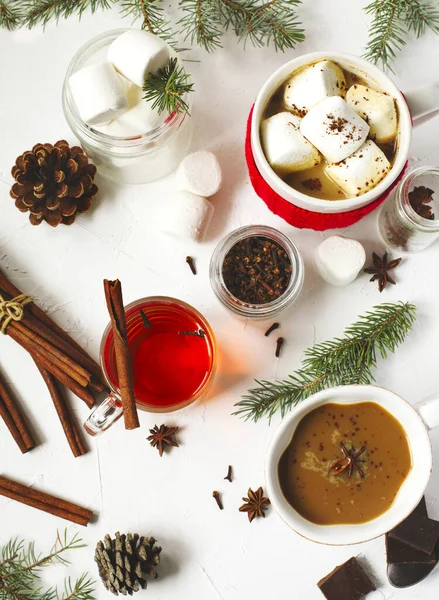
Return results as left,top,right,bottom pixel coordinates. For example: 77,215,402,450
0,266,107,457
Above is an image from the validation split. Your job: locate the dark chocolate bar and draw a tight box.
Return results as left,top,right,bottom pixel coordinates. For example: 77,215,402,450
318,556,376,600
388,513,439,555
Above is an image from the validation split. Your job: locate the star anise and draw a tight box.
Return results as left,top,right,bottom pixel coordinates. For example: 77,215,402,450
330,442,366,479
147,424,179,457
364,252,402,292
408,185,435,220
239,487,270,522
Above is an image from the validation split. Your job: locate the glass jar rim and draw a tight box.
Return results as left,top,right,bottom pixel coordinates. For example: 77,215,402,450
399,166,439,232
210,225,304,318
62,28,188,151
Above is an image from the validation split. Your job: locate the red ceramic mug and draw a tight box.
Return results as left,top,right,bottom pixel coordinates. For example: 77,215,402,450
250,52,439,217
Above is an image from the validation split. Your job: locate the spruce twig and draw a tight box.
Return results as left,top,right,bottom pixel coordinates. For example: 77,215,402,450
364,0,439,71
120,0,177,45
0,1,22,29
178,0,223,52
143,56,194,114
0,530,94,600
20,0,114,28
234,302,417,422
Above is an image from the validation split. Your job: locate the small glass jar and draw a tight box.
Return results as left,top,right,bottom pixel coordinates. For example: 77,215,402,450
379,167,439,253
62,29,193,184
210,225,304,319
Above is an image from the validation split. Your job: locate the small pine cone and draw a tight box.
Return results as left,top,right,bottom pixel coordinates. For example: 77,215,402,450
95,532,162,596
10,140,98,227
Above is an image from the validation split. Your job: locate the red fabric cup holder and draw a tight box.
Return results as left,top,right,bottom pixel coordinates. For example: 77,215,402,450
245,105,407,231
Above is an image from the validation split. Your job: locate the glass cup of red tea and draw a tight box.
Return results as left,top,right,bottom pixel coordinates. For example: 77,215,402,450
84,296,216,435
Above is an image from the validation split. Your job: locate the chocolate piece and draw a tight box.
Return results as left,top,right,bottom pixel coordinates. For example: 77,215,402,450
386,536,436,565
389,513,439,555
387,496,439,588
386,497,435,564
318,556,376,600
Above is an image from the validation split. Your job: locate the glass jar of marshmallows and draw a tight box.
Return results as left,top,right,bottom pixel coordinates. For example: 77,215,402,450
62,29,193,185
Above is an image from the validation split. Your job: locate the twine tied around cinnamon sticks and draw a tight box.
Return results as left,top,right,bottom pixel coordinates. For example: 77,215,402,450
0,292,33,334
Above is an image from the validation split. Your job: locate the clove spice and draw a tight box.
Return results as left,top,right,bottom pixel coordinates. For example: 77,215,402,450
275,337,285,358
212,490,223,510
224,465,233,482
221,236,292,304
265,322,280,337
186,256,196,275
178,330,206,338
140,310,151,329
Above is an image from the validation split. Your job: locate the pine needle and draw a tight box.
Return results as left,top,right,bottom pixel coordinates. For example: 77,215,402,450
0,530,94,600
143,56,194,114
120,0,176,44
364,0,439,70
234,302,417,423
0,1,22,29
20,0,114,28
178,0,223,52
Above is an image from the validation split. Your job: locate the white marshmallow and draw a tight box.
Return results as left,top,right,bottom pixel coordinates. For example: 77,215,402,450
95,83,167,137
346,84,398,143
261,112,321,174
315,235,366,286
176,151,222,197
325,139,391,196
300,96,369,163
284,60,346,116
69,63,128,126
162,192,214,242
108,29,170,87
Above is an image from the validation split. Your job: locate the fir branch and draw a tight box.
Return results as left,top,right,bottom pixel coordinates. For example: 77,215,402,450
143,56,194,114
234,302,416,422
364,0,439,70
403,0,439,37
0,530,92,600
219,0,304,50
20,0,114,28
177,0,223,52
0,1,22,30
120,0,176,44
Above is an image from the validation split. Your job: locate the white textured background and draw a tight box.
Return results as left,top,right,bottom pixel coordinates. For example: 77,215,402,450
1,2,439,598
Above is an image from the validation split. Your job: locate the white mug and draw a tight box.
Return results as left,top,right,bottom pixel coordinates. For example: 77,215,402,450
251,52,439,215
265,384,438,545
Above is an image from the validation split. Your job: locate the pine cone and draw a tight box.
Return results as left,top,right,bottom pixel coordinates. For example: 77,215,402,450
10,140,98,227
95,532,162,596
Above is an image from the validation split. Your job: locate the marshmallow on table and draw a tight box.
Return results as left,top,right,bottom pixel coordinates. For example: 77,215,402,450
261,112,321,174
315,235,366,286
346,84,398,143
108,29,170,87
69,63,128,126
162,192,214,242
300,97,369,163
284,60,346,116
176,151,222,197
95,83,167,137
325,139,391,196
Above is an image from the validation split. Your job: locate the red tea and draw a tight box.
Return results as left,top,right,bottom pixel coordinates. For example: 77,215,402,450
103,299,215,410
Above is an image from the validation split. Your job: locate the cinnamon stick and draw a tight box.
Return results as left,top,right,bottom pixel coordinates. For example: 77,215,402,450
0,268,105,384
0,371,36,453
0,475,93,526
103,279,139,430
7,326,90,388
35,361,88,458
27,350,95,409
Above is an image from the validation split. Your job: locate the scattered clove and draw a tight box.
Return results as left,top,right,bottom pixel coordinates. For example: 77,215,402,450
140,310,151,329
275,337,285,358
224,465,233,482
179,330,206,338
186,256,196,275
212,490,223,510
265,322,280,337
